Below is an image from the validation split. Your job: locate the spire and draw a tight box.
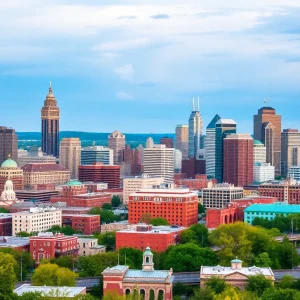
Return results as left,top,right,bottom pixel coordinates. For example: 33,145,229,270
198,97,200,111
49,81,53,94
192,97,195,111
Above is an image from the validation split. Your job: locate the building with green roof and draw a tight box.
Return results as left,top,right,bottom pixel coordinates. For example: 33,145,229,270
244,202,300,224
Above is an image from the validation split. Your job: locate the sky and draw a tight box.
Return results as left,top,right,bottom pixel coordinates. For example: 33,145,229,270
1,0,300,134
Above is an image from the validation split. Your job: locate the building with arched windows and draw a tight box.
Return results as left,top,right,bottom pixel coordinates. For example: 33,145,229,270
102,247,173,300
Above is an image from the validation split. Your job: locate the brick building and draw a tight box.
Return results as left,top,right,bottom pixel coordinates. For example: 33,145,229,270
102,247,173,300
223,134,254,187
175,174,215,190
62,214,100,235
78,163,120,188
0,213,12,235
0,236,29,252
160,137,174,148
30,232,78,263
123,145,143,176
128,184,198,227
16,190,59,203
182,157,206,179
116,224,184,252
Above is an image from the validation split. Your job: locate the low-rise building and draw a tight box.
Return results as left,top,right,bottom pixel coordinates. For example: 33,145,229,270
244,202,300,224
0,213,12,235
202,183,244,208
102,247,173,299
0,236,29,251
253,162,275,183
101,220,135,233
62,214,100,235
12,206,62,235
77,237,106,256
14,284,86,297
200,258,274,289
16,189,59,203
116,224,185,252
29,232,78,263
288,166,300,181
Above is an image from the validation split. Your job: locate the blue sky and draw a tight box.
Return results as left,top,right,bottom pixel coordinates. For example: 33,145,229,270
1,0,300,133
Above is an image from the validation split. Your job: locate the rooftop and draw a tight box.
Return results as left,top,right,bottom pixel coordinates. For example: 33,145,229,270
124,270,172,282
22,163,69,172
65,180,83,186
0,236,29,248
0,213,12,219
216,118,236,125
14,284,86,297
253,140,264,145
118,225,185,234
1,157,18,169
244,202,300,214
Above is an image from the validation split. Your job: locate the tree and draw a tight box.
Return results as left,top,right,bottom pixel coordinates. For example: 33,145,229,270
198,203,205,214
96,231,116,251
16,231,33,237
190,288,214,300
112,195,121,207
277,275,295,289
89,207,118,224
31,263,78,286
205,276,227,294
0,252,17,295
0,207,9,213
102,203,112,210
102,291,125,300
17,292,43,300
253,252,272,267
180,229,196,244
246,274,272,295
213,286,244,300
140,213,151,224
119,248,143,269
47,225,82,236
163,243,218,272
50,255,75,270
149,217,169,226
173,282,186,296
189,224,209,247
262,288,299,300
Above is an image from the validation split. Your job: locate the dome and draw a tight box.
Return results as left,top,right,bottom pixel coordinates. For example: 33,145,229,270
253,140,264,146
66,180,83,186
109,130,124,138
4,179,13,187
143,246,153,256
1,157,18,168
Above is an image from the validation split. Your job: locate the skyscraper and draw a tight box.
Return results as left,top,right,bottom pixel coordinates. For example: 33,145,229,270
108,130,125,165
223,134,254,187
143,144,174,183
41,82,60,157
188,98,203,158
253,106,281,175
205,114,221,178
281,129,300,176
59,138,81,179
176,125,188,159
215,119,237,183
0,126,18,164
81,146,113,165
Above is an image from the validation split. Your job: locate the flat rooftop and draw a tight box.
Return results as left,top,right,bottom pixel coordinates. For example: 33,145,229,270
118,225,185,234
62,214,99,218
0,213,12,219
0,236,29,248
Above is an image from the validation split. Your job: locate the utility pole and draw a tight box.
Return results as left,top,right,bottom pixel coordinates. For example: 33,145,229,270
20,251,23,282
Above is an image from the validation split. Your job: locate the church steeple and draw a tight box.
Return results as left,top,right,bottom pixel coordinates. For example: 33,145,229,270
142,246,154,271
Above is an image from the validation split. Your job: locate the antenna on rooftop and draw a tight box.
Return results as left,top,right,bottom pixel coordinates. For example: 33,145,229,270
264,98,270,105
192,97,195,111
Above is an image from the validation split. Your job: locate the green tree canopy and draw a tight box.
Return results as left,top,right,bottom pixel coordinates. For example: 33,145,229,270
198,203,206,214
277,275,295,289
253,252,272,267
102,203,113,210
112,195,121,207
89,207,119,224
205,276,227,294
0,207,9,213
246,274,273,295
0,252,17,295
149,217,169,226
31,263,78,286
262,288,299,300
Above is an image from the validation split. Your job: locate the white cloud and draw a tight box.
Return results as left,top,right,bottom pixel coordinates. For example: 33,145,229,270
114,64,135,81
94,38,150,52
116,91,134,100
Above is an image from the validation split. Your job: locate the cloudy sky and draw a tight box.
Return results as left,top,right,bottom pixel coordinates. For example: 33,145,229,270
1,0,300,133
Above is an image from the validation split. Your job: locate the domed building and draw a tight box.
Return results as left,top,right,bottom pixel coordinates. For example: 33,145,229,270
0,155,24,193
0,178,23,208
108,130,125,165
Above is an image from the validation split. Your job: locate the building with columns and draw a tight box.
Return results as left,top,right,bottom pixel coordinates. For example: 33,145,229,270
102,247,173,300
59,138,81,179
0,179,22,208
41,82,60,157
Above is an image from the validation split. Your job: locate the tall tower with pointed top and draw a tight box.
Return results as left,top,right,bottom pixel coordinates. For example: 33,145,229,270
188,97,203,158
41,82,60,157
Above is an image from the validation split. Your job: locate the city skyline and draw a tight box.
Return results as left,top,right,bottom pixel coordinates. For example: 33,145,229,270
1,1,300,133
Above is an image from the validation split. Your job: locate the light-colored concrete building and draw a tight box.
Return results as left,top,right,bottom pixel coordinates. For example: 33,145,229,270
289,166,300,181
12,206,62,235
254,162,275,183
81,146,113,165
17,148,56,167
253,140,266,163
143,145,174,184
101,221,136,233
22,163,70,189
123,174,164,204
108,131,125,165
175,125,188,160
59,138,81,179
202,183,244,208
77,237,106,256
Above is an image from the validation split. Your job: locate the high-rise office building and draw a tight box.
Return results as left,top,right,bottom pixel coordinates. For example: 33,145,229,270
108,130,125,165
59,138,81,179
0,126,18,165
281,129,300,176
253,140,266,163
223,134,254,187
253,106,281,175
160,137,174,148
143,145,175,183
188,98,203,158
41,82,60,157
215,119,237,183
176,125,189,160
146,137,154,149
205,114,221,178
123,145,143,176
81,146,113,165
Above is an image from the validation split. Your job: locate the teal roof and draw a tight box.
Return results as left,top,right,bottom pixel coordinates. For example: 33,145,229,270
144,246,153,256
65,180,83,186
1,158,17,168
253,140,264,145
231,258,243,263
244,203,300,214
124,270,172,281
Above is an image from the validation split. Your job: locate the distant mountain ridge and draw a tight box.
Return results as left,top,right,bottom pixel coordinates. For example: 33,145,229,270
17,131,175,149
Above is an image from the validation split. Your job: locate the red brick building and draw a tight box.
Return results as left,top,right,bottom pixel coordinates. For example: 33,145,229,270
175,174,216,190
160,137,174,148
223,134,254,187
62,214,100,235
128,185,198,227
206,196,277,228
78,163,120,188
182,158,206,178
123,145,143,176
116,224,184,252
0,214,12,236
30,233,78,263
